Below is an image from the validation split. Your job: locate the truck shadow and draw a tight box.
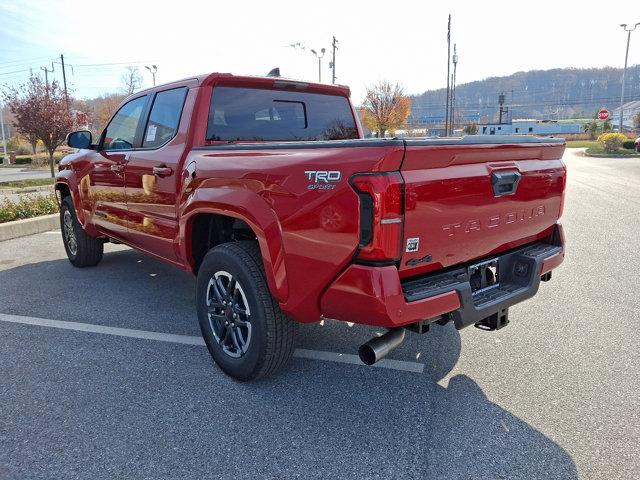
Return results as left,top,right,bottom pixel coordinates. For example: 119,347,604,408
0,248,578,479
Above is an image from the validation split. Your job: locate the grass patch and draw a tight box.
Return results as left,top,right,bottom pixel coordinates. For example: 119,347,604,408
0,178,54,189
585,146,640,157
0,194,59,223
566,140,599,148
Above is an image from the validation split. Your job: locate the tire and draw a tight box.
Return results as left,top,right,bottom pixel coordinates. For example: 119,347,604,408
60,196,104,267
196,241,296,381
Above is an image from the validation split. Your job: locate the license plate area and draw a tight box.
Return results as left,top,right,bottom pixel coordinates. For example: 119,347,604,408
469,258,499,296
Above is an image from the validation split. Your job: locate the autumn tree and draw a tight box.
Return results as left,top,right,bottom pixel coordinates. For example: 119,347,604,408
121,66,143,95
94,93,125,132
3,76,74,177
361,81,410,138
634,112,640,133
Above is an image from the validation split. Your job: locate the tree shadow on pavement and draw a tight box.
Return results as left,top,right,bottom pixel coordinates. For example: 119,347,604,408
0,250,578,479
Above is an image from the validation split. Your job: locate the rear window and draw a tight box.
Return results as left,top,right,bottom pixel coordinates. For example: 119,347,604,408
206,86,358,142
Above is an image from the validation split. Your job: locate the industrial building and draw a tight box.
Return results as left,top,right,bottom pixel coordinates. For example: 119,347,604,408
479,119,582,136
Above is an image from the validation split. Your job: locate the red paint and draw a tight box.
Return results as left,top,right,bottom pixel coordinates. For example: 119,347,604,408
320,264,461,327
56,73,567,328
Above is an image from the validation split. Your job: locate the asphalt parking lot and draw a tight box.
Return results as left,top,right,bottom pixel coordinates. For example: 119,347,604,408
0,149,638,479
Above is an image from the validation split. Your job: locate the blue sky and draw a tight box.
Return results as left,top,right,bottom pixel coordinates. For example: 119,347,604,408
1,0,638,103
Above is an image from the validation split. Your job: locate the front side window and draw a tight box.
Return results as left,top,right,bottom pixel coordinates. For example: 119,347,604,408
103,96,147,151
142,87,188,148
206,86,358,142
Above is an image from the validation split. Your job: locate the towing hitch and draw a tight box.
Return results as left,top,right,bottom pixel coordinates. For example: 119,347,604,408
474,308,509,331
358,328,405,365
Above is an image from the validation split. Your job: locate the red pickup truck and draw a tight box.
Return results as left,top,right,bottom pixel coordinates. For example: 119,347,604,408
57,73,566,380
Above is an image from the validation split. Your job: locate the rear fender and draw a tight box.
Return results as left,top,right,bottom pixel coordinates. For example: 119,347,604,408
180,187,288,302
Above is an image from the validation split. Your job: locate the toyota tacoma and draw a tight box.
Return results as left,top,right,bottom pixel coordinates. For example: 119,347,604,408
56,73,566,380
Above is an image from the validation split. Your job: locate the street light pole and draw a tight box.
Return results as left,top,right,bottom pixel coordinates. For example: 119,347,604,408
0,102,8,164
619,23,639,132
145,65,158,86
310,48,325,83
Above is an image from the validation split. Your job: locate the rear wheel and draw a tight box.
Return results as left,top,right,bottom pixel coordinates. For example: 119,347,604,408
196,241,296,381
60,196,103,267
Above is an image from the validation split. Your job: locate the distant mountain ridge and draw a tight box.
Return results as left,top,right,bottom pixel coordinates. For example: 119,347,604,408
408,65,640,124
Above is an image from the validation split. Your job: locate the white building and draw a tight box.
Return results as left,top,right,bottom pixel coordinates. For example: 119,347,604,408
610,100,640,128
479,119,582,136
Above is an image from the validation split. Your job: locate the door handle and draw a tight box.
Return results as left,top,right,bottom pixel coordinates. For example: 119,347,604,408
110,164,125,174
153,166,173,178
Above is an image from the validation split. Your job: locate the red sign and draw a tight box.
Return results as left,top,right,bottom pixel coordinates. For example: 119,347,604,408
598,108,610,121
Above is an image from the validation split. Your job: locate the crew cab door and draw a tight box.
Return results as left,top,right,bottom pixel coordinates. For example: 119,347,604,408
121,86,190,263
87,95,148,239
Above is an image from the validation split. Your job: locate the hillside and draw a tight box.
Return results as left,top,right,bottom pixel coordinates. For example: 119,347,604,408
409,65,640,124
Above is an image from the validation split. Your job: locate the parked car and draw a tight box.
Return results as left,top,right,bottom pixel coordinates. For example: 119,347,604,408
57,73,567,380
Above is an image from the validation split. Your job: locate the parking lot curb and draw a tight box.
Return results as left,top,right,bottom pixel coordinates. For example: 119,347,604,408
0,214,59,242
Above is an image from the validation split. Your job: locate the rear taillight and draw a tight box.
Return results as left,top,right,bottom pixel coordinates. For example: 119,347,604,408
558,161,567,218
351,172,404,263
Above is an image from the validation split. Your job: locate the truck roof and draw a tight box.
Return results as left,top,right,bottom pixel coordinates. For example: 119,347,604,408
135,72,351,98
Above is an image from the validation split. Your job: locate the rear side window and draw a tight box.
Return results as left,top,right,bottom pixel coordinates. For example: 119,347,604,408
207,86,358,141
143,87,187,148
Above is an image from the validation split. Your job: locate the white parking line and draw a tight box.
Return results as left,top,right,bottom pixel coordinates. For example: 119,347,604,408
294,348,424,373
0,313,424,374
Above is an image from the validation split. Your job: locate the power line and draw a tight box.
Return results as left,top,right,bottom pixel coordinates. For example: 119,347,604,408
72,60,148,67
0,55,52,67
0,69,31,77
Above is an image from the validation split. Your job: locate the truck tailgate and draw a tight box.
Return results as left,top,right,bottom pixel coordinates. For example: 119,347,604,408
399,138,566,279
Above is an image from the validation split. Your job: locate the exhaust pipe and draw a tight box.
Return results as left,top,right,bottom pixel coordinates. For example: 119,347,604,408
358,328,405,365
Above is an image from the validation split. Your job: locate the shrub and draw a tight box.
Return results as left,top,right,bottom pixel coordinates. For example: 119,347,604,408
0,194,59,223
14,157,33,165
622,140,636,150
597,132,627,152
30,152,68,167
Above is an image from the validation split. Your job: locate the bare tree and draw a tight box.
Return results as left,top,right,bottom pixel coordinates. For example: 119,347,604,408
463,123,479,135
3,76,74,177
361,81,411,138
121,66,143,95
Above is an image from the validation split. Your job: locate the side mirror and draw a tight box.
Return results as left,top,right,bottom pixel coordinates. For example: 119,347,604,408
67,130,93,149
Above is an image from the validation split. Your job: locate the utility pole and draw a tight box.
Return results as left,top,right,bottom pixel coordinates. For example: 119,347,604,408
444,14,452,137
498,93,507,125
450,44,458,135
619,23,639,132
60,54,69,111
330,36,338,84
41,62,54,91
0,102,8,164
